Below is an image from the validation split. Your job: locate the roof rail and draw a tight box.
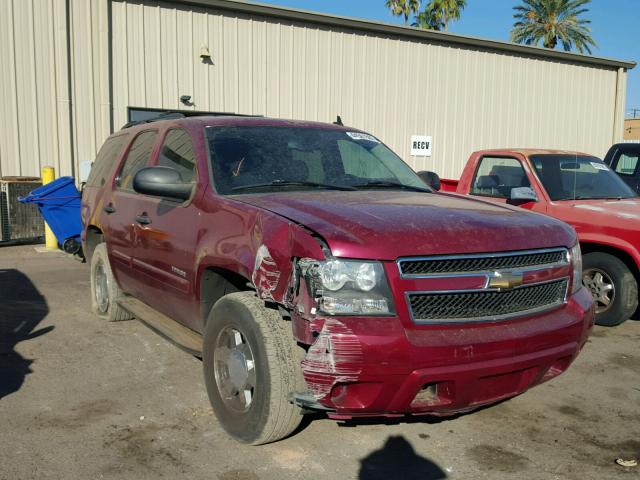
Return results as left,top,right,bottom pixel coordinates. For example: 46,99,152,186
120,111,263,129
121,112,186,129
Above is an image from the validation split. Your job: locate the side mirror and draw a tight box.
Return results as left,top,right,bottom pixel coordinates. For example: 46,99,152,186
416,171,441,191
510,186,538,203
133,166,193,201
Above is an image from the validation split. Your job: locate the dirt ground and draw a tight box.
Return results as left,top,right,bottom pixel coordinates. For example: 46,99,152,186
0,245,639,480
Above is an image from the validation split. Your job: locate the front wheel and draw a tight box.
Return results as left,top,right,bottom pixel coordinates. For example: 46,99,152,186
582,252,637,327
202,292,304,445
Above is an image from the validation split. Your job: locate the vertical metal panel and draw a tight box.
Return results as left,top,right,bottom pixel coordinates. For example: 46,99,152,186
67,0,110,173
0,0,21,177
0,0,109,178
613,67,627,143
0,0,72,178
5,0,41,176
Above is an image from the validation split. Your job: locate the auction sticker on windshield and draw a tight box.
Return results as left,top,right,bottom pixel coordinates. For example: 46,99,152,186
346,132,379,143
591,162,610,171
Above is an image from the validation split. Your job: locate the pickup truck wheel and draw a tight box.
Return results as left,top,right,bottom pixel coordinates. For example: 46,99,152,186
90,243,132,321
582,252,637,326
203,292,303,445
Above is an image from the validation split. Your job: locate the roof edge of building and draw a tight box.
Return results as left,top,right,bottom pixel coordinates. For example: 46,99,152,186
165,0,636,70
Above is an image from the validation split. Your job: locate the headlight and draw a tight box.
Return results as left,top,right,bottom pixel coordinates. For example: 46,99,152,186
301,259,395,315
569,243,582,294
319,260,349,291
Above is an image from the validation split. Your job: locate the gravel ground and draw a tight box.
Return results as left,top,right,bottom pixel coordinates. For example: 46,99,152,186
0,245,639,480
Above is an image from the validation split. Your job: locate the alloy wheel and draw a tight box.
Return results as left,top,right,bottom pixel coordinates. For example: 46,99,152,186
582,268,615,314
214,326,256,413
95,262,109,314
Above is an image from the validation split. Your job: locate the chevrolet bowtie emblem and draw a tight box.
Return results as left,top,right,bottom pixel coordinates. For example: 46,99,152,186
488,271,524,290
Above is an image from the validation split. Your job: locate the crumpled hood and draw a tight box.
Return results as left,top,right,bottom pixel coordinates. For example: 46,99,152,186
235,191,576,260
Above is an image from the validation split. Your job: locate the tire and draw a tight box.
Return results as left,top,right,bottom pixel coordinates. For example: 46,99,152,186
203,292,304,445
582,252,637,327
90,243,133,321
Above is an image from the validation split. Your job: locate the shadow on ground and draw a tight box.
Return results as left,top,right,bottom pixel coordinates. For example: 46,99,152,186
0,269,51,400
359,435,447,479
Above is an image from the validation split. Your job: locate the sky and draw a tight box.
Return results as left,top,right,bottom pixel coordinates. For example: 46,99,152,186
260,0,640,117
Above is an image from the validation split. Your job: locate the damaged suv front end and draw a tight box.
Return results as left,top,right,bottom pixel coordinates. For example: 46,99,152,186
285,243,592,418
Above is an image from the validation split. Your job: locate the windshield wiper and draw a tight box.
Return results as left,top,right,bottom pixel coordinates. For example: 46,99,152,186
232,179,357,192
566,195,627,201
352,180,431,192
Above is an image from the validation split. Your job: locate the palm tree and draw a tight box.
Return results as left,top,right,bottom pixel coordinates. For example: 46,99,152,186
433,0,467,31
412,3,444,30
385,0,421,25
411,0,466,31
510,0,597,54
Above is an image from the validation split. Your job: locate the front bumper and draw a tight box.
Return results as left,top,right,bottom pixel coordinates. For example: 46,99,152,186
301,287,594,418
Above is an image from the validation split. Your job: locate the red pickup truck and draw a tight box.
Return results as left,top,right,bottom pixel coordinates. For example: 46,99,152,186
83,122,593,444
430,149,639,327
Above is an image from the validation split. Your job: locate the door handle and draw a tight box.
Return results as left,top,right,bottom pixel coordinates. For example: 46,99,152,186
135,214,152,225
103,203,116,214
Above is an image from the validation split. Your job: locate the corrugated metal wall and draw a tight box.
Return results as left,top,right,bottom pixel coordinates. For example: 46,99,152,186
0,0,70,178
0,0,629,180
110,1,626,179
0,0,110,179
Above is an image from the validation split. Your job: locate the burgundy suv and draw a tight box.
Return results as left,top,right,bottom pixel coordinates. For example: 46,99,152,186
82,115,594,444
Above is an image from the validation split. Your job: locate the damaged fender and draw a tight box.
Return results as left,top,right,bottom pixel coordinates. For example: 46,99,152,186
195,200,365,405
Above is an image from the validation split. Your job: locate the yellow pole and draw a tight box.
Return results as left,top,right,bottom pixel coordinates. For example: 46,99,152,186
42,166,58,250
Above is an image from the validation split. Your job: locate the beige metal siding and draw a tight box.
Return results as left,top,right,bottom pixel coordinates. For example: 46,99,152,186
0,0,630,179
68,0,111,175
0,0,109,179
110,0,623,179
0,0,69,178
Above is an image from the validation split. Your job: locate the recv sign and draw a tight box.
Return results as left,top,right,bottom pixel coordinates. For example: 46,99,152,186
411,135,432,156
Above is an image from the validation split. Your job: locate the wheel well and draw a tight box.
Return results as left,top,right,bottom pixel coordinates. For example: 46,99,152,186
85,226,104,263
580,242,640,280
200,267,252,324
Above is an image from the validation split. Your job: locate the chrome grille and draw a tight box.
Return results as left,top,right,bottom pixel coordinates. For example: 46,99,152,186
408,279,568,324
399,249,567,276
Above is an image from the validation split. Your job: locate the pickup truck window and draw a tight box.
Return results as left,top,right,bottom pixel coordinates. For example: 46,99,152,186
117,131,158,191
470,156,530,198
613,153,639,177
206,126,427,194
530,154,637,201
158,129,196,183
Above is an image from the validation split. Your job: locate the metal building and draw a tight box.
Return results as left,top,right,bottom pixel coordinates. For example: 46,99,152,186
0,0,635,181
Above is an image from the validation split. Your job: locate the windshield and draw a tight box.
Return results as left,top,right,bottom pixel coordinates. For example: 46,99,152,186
205,126,429,194
530,154,637,201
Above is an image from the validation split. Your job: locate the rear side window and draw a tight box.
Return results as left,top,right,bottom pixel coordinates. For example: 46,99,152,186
158,129,196,182
614,152,640,176
117,131,158,191
86,135,128,187
471,157,530,198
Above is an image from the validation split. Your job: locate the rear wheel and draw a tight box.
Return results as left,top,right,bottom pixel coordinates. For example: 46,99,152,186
582,252,637,327
90,243,132,321
203,292,304,445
